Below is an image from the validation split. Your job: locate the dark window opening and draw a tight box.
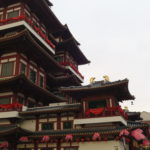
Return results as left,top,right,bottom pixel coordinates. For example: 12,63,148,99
63,121,72,129
39,76,44,88
88,100,107,109
7,10,19,19
20,63,26,74
30,69,36,83
42,123,54,130
0,97,11,105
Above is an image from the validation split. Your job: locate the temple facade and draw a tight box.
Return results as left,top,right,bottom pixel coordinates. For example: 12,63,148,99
0,0,149,150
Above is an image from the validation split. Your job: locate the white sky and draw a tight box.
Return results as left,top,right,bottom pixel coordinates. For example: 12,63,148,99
50,0,150,112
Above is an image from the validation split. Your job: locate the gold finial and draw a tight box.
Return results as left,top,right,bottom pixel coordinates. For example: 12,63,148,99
124,106,128,110
90,77,95,84
103,75,110,82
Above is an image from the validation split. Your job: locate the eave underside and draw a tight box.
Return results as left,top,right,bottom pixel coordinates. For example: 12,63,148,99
60,80,135,101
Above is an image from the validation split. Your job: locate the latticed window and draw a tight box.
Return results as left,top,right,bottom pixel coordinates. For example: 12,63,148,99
0,97,11,104
88,100,107,109
20,63,26,74
63,121,72,129
42,123,54,130
7,10,19,19
1,62,14,77
30,69,36,83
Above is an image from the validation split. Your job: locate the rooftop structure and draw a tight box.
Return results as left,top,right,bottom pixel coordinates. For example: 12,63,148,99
0,0,149,150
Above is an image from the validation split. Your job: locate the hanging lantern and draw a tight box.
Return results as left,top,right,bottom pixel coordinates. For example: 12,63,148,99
119,129,130,137
92,132,101,141
65,134,73,142
0,141,9,148
41,136,50,142
19,136,28,142
131,129,146,141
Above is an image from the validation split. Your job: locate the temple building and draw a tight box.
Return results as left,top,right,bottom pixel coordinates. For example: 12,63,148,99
0,0,149,150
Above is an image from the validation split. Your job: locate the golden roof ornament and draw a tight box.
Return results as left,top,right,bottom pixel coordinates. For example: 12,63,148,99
90,77,95,84
103,75,110,82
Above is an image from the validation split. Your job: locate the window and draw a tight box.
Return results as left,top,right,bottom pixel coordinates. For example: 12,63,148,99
89,100,107,109
39,75,44,88
20,63,26,74
30,69,36,83
64,148,78,150
55,56,63,63
0,97,11,105
63,121,72,129
1,62,14,76
7,10,19,19
42,123,54,130
18,97,24,104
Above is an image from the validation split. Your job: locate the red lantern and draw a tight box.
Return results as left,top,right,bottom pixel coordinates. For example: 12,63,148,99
131,129,146,141
119,129,129,137
65,134,73,142
0,142,9,148
41,136,50,142
92,132,101,141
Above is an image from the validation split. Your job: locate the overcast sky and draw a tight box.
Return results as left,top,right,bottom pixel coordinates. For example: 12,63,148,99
50,0,150,112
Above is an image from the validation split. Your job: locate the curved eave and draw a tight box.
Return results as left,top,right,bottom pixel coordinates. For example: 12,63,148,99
0,29,66,73
47,74,81,86
20,107,80,116
26,0,65,33
60,79,135,101
30,122,147,138
0,0,64,33
0,125,32,137
0,75,67,103
57,38,90,65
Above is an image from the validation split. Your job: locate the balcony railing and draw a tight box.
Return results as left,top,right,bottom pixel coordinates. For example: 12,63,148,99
0,15,55,49
77,106,128,120
0,103,23,112
60,61,84,80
